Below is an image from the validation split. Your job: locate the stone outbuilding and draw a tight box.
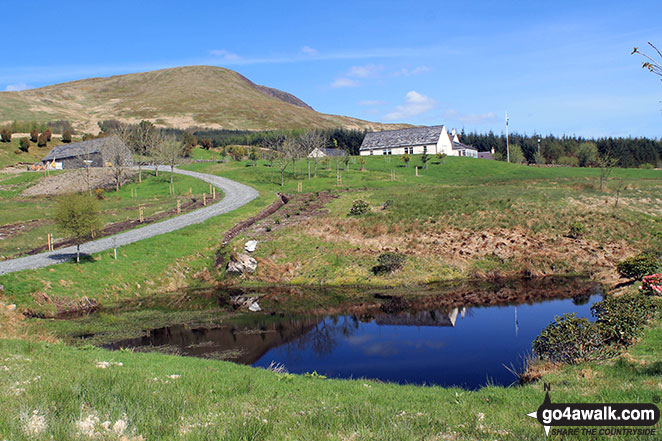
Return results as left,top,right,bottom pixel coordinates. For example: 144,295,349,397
42,136,132,169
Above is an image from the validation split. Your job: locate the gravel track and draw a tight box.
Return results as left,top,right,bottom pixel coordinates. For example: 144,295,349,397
0,166,259,275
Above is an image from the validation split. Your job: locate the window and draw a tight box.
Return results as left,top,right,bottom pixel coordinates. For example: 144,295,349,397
383,150,387,155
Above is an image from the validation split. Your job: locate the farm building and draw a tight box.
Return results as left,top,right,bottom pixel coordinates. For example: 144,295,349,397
307,148,348,158
42,136,132,169
359,125,478,158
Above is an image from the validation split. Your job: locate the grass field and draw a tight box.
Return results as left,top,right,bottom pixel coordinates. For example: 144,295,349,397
1,155,661,440
1,294,660,440
183,156,662,287
0,137,69,169
0,170,213,261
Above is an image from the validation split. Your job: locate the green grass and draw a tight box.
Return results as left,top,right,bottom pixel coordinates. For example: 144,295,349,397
0,138,68,169
1,302,661,440
0,170,214,260
181,156,662,286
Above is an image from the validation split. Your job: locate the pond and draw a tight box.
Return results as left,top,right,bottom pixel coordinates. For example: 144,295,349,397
105,280,603,389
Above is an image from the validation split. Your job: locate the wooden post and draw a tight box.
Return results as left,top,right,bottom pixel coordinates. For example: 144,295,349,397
113,236,117,260
336,173,342,187
297,182,302,193
212,187,216,199
209,183,212,194
47,234,51,251
188,187,192,196
203,193,207,206
177,199,181,214
139,206,144,223
415,166,419,177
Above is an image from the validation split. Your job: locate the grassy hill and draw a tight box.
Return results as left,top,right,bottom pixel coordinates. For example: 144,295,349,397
0,66,405,133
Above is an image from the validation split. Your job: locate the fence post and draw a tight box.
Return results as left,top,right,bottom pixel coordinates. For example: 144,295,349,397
177,199,181,214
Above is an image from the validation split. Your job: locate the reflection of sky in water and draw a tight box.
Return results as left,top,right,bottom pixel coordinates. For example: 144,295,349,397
253,295,600,389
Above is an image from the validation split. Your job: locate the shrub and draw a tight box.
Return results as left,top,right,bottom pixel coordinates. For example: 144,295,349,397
381,199,393,210
44,128,52,142
558,155,579,167
617,253,661,280
348,199,369,216
372,252,406,275
568,222,586,239
37,132,48,147
640,274,662,296
532,313,607,364
61,130,72,143
93,188,105,200
18,137,30,152
639,163,654,169
30,129,39,143
591,294,657,346
0,129,11,143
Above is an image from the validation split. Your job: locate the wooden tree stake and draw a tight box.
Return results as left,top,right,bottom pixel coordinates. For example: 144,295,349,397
177,199,181,214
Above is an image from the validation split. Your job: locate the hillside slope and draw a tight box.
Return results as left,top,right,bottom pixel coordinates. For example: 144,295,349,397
0,66,404,133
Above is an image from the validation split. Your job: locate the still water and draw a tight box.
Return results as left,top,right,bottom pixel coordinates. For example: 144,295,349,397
107,290,601,389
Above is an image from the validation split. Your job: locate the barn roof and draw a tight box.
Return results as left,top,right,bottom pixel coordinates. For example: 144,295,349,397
359,126,445,151
452,141,477,151
42,136,122,161
323,148,347,157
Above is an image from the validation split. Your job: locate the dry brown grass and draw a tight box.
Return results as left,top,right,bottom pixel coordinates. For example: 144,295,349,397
0,296,56,342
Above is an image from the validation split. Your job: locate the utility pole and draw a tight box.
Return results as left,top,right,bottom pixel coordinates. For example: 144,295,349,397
505,112,510,163
537,137,541,167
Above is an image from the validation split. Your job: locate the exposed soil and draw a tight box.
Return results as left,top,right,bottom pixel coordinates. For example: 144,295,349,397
21,168,137,197
0,219,46,241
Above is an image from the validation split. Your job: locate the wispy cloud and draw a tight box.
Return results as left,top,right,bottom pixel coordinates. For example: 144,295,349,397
444,109,499,124
358,99,386,106
393,66,430,77
331,77,359,88
209,49,241,61
4,82,30,91
301,46,318,56
384,91,437,121
347,64,383,78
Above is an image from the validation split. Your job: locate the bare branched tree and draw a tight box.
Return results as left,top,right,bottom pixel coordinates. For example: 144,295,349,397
154,134,184,188
632,42,662,78
296,130,327,179
104,136,132,192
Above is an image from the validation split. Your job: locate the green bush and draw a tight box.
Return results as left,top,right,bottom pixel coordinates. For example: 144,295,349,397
0,129,11,143
348,199,369,216
62,129,72,143
568,222,586,239
532,313,607,364
639,163,654,169
558,156,579,167
617,253,661,279
372,252,406,275
591,294,657,346
37,132,48,147
18,137,30,152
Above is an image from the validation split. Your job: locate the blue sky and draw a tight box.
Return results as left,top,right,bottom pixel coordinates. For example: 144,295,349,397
2,1,662,137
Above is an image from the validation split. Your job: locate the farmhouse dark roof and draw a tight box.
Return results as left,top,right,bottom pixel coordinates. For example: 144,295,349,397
323,148,347,157
359,126,445,151
452,141,477,151
478,151,494,160
42,136,121,161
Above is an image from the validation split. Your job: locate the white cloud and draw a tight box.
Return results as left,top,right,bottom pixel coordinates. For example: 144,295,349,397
331,77,359,88
301,46,318,56
444,109,498,124
209,49,241,61
393,66,430,77
4,82,30,91
358,100,387,106
384,91,437,121
347,64,383,78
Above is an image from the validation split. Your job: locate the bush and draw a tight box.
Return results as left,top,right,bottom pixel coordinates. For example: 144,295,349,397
93,188,105,200
558,155,579,166
639,163,655,169
568,222,586,239
37,132,48,147
348,199,369,216
0,129,11,143
532,313,607,364
61,129,72,143
617,253,661,279
591,294,657,346
381,200,393,210
640,274,662,296
18,137,30,152
30,129,39,143
44,128,52,141
372,252,406,275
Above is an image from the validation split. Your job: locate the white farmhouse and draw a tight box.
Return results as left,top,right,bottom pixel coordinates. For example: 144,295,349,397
359,125,477,158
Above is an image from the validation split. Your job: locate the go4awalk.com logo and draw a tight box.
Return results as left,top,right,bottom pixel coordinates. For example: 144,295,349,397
526,384,660,437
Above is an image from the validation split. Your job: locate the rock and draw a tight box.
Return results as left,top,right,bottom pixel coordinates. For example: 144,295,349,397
244,240,258,253
226,253,257,274
0,284,4,292
6,304,16,311
248,301,262,312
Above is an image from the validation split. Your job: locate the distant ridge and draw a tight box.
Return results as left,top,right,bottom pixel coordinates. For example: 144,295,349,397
0,66,407,133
